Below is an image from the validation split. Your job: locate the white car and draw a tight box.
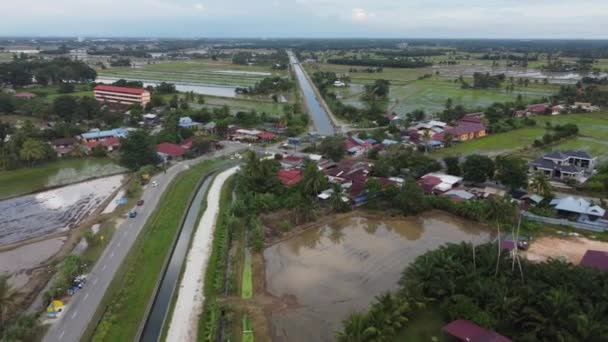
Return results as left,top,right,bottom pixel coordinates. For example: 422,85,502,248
151,181,158,187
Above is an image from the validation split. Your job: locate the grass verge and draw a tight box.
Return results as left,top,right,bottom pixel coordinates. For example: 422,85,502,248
197,176,235,341
241,249,253,299
87,159,225,341
242,314,254,342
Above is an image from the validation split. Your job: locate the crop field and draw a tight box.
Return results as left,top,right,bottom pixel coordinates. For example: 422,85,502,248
333,76,556,115
0,52,13,63
436,112,608,159
197,95,290,115
99,60,287,87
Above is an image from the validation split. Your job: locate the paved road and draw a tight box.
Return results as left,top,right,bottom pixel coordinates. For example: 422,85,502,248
42,143,243,342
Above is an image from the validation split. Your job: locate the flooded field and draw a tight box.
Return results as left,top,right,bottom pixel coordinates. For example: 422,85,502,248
264,211,492,342
0,175,123,247
0,237,65,288
96,76,238,97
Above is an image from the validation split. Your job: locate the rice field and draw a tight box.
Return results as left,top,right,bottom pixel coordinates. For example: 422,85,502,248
241,249,253,299
99,60,287,87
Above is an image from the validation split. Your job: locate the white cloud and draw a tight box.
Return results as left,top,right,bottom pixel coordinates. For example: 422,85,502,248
194,3,205,11
351,8,374,22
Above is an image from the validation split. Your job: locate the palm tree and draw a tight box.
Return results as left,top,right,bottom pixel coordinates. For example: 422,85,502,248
330,183,350,213
300,161,327,197
486,197,517,276
422,130,432,153
529,171,553,199
443,132,454,148
0,274,17,327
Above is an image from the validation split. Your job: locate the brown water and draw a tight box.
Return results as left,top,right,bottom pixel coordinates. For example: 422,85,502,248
264,211,492,342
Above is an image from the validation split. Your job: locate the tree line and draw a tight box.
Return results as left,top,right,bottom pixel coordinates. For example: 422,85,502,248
327,57,433,69
0,57,96,86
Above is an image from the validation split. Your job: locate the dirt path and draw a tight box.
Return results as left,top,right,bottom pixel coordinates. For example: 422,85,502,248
166,166,239,342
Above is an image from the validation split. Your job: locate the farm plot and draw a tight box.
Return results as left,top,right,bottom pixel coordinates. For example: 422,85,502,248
0,175,123,246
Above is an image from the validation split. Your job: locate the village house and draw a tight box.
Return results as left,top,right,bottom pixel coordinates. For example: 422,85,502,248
50,138,79,157
13,91,36,99
156,142,186,161
432,117,487,143
346,136,375,156
277,169,303,186
178,117,203,130
529,150,596,181
280,155,305,169
550,196,606,223
85,136,120,152
580,250,608,272
81,128,129,142
418,173,463,194
573,102,600,112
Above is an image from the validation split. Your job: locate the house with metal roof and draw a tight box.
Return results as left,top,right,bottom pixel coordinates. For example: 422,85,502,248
529,150,596,181
550,196,606,221
81,128,129,141
580,250,608,272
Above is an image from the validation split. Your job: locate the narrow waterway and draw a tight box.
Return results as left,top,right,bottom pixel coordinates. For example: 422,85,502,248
288,51,335,136
139,171,217,342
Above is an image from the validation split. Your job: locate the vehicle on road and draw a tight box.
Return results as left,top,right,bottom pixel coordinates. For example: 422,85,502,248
129,210,138,218
151,181,158,187
137,199,145,206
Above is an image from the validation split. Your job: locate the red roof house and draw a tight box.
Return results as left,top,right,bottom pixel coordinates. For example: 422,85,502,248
257,132,277,141
580,250,608,272
433,120,487,142
527,103,549,114
443,320,511,342
277,169,303,186
14,92,36,99
85,136,120,151
180,137,194,150
156,142,186,158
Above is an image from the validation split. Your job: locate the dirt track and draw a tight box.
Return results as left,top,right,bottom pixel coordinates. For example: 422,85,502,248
524,236,608,263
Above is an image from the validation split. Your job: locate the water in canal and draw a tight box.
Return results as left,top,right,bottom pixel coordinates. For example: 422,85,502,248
288,52,335,136
139,172,215,342
264,211,492,342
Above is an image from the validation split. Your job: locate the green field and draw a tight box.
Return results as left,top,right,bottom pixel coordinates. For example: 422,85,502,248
242,315,254,342
241,249,253,299
99,59,286,87
436,112,608,159
0,52,13,63
90,159,226,342
197,95,290,115
0,158,125,199
15,84,92,98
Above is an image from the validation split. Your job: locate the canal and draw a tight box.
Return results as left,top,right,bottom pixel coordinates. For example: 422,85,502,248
139,171,217,342
288,51,335,136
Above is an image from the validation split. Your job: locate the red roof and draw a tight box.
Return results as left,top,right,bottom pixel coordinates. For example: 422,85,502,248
443,320,511,342
85,136,120,149
156,142,186,157
527,104,549,113
580,250,608,272
95,84,147,95
14,92,36,98
418,175,442,194
257,132,277,140
433,121,486,141
277,169,303,186
180,137,194,150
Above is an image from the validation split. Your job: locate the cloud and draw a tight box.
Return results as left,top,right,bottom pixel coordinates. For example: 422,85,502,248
351,8,374,22
193,3,205,11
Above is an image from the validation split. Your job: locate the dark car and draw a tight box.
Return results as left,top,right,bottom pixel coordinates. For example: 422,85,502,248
129,211,138,218
137,200,145,206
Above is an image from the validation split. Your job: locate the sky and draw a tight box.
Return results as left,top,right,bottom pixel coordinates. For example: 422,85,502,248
1,0,607,39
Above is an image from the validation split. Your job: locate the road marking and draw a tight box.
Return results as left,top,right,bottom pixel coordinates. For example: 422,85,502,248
59,330,65,339
93,277,98,285
102,264,107,271
83,293,89,301
71,310,78,319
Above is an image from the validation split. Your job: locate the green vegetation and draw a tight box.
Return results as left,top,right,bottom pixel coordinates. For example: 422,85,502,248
91,159,226,342
241,250,253,299
197,176,235,341
0,57,96,87
0,158,122,199
394,307,447,342
242,314,254,342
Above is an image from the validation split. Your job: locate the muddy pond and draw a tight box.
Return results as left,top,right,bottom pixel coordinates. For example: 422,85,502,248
264,211,492,342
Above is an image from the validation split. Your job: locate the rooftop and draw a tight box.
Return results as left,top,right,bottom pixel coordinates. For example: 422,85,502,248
156,142,186,157
277,169,303,186
543,150,594,160
580,250,608,272
94,84,148,95
550,196,606,217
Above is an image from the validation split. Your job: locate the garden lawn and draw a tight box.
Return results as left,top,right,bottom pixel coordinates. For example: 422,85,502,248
434,127,545,157
0,158,122,200
90,159,226,342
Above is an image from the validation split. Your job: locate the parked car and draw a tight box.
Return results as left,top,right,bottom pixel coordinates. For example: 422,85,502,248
137,200,145,206
129,211,137,218
151,181,158,187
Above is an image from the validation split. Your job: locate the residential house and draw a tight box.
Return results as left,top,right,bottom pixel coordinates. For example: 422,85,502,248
442,320,511,342
551,105,566,115
550,196,606,223
277,169,303,186
386,113,404,126
14,92,36,99
573,102,600,112
156,142,186,161
178,117,203,130
346,136,374,156
50,138,78,157
94,84,151,106
280,155,305,169
529,150,596,181
81,128,129,142
580,250,608,272
432,118,487,143
203,121,217,134
443,189,475,201
527,103,550,115
419,173,463,194
85,136,120,152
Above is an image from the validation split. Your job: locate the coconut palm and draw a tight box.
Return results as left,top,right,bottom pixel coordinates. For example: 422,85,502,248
329,183,350,213
529,171,553,199
0,274,17,327
300,160,327,197
486,197,517,276
422,130,432,153
19,139,46,166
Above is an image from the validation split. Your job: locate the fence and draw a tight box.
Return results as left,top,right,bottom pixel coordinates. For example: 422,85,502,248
522,211,607,233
